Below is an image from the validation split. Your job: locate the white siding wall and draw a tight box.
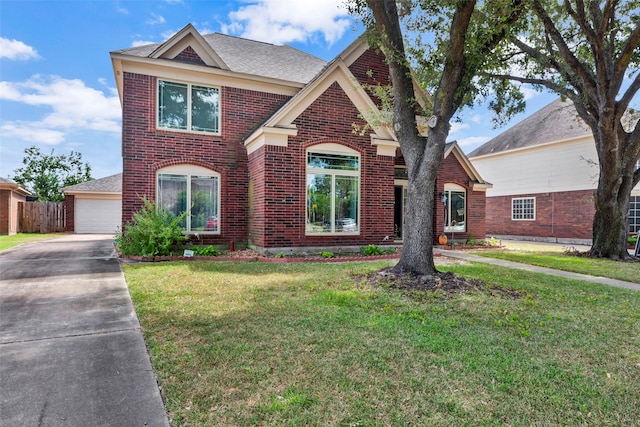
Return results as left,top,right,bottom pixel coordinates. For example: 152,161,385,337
470,136,599,197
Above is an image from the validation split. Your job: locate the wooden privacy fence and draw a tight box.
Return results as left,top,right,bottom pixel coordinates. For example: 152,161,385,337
18,201,65,233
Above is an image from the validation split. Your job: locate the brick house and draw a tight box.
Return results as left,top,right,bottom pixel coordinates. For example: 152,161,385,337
110,24,491,254
469,99,640,244
0,177,30,235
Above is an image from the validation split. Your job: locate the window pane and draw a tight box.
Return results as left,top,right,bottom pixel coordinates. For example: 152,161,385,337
306,173,332,233
307,152,359,171
334,176,358,232
630,196,640,233
447,190,465,231
512,197,535,220
191,85,219,133
158,81,187,130
158,174,187,228
190,175,218,232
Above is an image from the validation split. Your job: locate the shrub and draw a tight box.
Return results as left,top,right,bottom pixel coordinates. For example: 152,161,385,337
319,251,334,258
192,245,219,256
116,198,188,257
629,234,638,247
360,244,395,256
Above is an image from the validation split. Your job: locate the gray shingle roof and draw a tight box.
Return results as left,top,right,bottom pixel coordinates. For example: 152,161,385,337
114,33,327,84
63,173,122,193
468,99,591,157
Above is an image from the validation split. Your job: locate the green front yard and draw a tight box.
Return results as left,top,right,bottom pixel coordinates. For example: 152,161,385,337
124,259,640,426
0,233,63,251
471,248,640,283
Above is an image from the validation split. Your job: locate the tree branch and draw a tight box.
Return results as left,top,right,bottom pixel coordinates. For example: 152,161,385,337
532,0,598,96
617,73,640,117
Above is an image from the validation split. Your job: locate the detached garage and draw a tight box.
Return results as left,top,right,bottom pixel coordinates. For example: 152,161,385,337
63,173,122,234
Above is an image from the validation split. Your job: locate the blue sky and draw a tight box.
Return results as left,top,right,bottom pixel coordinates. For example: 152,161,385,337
1,0,555,181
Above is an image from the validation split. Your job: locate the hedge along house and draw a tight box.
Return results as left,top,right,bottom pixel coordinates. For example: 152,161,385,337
110,24,491,254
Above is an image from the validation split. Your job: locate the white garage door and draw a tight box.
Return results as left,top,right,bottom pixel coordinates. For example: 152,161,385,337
75,198,122,234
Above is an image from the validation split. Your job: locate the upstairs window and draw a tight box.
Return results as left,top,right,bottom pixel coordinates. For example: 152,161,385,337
158,80,220,134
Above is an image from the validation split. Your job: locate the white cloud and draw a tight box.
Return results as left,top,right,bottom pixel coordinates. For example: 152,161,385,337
116,5,129,15
457,136,490,151
222,0,352,45
470,114,483,124
0,75,121,145
147,13,166,25
132,39,157,47
0,37,40,60
1,123,65,145
449,122,469,135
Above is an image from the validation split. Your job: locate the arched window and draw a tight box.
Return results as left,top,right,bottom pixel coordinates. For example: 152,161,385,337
306,144,360,235
443,183,466,232
156,165,220,234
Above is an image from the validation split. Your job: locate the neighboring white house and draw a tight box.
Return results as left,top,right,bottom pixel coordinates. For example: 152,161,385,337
63,173,122,234
469,99,640,244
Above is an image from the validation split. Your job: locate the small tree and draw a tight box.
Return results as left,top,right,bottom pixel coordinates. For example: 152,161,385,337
12,146,92,202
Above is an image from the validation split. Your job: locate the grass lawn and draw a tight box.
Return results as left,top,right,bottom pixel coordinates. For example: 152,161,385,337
0,233,63,251
124,260,640,426
470,248,640,284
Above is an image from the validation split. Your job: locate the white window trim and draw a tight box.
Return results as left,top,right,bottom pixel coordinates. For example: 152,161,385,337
443,183,466,232
156,164,221,234
305,144,361,236
157,79,221,136
512,197,536,221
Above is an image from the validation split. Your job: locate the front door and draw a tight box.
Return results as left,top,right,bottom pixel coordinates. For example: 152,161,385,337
394,184,407,240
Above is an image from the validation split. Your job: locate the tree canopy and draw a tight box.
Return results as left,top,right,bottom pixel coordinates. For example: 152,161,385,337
486,0,640,258
12,146,92,202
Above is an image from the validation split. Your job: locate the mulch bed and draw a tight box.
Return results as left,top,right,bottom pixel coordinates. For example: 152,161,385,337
365,267,521,299
118,248,402,263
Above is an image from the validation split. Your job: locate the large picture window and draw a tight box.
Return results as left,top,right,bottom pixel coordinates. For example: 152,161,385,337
158,80,220,134
443,184,466,232
306,145,360,235
512,197,536,220
157,165,220,233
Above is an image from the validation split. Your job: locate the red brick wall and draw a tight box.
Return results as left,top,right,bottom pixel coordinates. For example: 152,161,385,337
485,190,595,240
434,153,487,242
121,71,289,246
64,195,75,233
0,190,10,235
249,82,396,250
175,46,206,66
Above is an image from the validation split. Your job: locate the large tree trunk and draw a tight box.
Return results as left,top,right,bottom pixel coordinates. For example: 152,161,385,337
590,124,637,259
395,127,447,276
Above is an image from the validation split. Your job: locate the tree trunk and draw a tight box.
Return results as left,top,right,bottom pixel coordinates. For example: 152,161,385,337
395,129,447,276
589,125,636,259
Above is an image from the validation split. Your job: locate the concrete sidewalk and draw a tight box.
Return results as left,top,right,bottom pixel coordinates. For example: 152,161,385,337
0,235,169,426
435,247,640,292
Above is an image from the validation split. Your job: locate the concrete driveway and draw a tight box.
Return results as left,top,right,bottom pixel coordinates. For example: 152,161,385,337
0,235,169,426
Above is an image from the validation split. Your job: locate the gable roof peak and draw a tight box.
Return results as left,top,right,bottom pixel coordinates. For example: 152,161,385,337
148,23,229,70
